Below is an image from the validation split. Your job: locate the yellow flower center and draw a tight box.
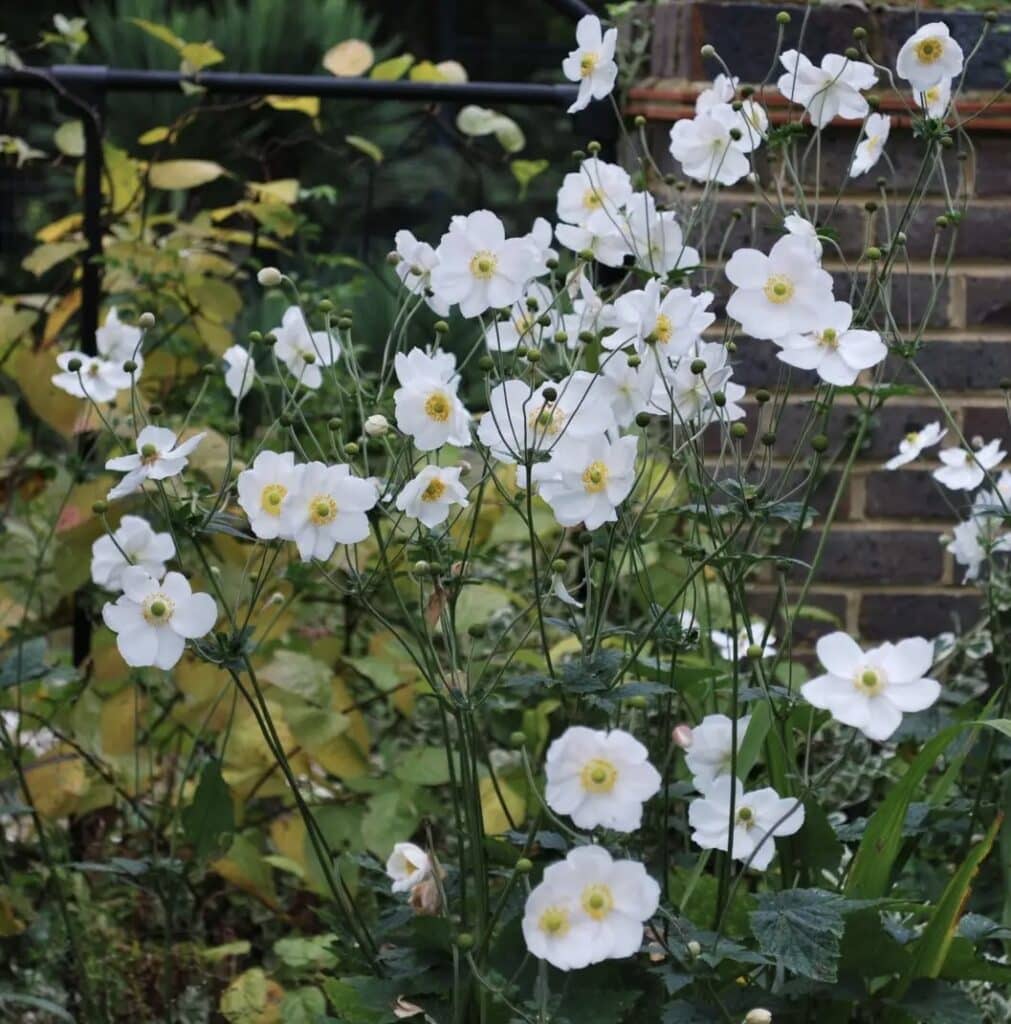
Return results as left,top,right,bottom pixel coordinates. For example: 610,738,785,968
421,477,446,503
260,483,287,516
528,404,565,437
582,188,603,210
582,460,609,494
736,805,756,829
763,275,795,304
581,883,615,921
142,593,174,626
88,361,101,377
140,443,159,464
579,52,599,78
855,666,886,696
538,906,570,937
925,85,941,105
309,494,338,526
469,250,498,280
905,431,920,444
580,757,618,794
818,327,839,349
652,313,673,345
424,391,452,423
915,36,943,64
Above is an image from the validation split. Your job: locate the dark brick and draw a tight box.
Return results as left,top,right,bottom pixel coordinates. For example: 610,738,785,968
971,135,1011,197
792,529,944,584
903,201,1011,261
885,341,1011,393
858,592,982,642
752,590,848,642
863,405,955,460
965,276,1011,329
961,405,1011,442
864,469,958,521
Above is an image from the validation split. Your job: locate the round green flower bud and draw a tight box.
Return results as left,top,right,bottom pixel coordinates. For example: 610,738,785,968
627,695,648,709
344,441,359,456
317,299,334,314
468,621,487,638
67,357,82,372
515,857,533,874
939,135,954,149
865,246,882,261
775,11,791,24
755,388,771,403
138,311,156,329
248,330,263,344
700,44,716,58
554,330,569,345
328,417,342,430
148,403,163,416
864,200,878,213
123,359,137,374
571,149,586,161
477,355,493,373
279,412,294,427
413,560,430,575
455,933,474,951
726,341,738,353
761,431,777,447
746,643,763,660
263,332,278,347
541,386,558,403
634,115,646,127
729,127,742,141
525,348,541,363
433,320,450,335
587,140,601,155
811,434,829,453
690,358,707,375
551,558,567,573
852,26,867,40
627,353,641,368
509,731,527,748
845,47,860,60
578,330,595,345
226,420,241,437
635,411,651,428
92,500,108,515
935,215,949,229
337,317,353,331
712,391,726,407
578,530,593,546
731,422,747,439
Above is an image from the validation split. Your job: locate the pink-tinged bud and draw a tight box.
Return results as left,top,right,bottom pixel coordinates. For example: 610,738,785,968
409,877,443,916
672,724,694,749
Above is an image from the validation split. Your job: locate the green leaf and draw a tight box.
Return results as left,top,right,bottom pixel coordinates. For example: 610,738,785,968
510,158,548,198
392,746,457,786
273,935,339,972
896,813,1002,994
281,986,327,1024
845,725,962,900
0,994,74,1022
181,759,234,860
321,978,399,1024
260,650,332,707
750,888,851,982
369,54,414,80
345,135,383,163
53,120,84,157
979,718,1011,739
889,980,982,1024
361,788,421,858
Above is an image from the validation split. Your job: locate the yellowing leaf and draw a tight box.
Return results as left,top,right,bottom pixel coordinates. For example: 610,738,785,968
457,106,525,153
148,159,225,190
0,397,18,460
247,179,299,205
8,345,86,438
43,289,82,345
130,18,184,51
0,305,38,346
435,60,468,83
180,41,225,71
409,60,448,83
480,772,525,836
36,212,82,243
219,967,284,1024
323,38,374,77
370,54,414,80
345,135,383,164
264,95,319,118
24,746,87,818
22,241,85,277
54,120,85,157
138,126,171,146
100,686,145,756
212,835,279,909
511,158,549,198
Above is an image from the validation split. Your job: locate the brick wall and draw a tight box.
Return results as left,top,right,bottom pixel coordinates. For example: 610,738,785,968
629,1,1011,641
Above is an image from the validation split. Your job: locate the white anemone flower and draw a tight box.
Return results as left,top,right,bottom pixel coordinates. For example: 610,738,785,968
851,113,891,177
711,620,777,660
393,348,471,451
606,279,715,357
555,219,631,269
601,351,655,428
386,842,431,894
919,77,952,119
106,425,205,501
695,74,768,144
689,776,805,870
395,465,469,528
223,344,254,400
801,631,941,741
279,461,379,562
884,421,946,470
784,212,823,259
52,352,132,403
272,306,340,390
947,489,1011,581
236,450,298,540
96,307,143,365
544,725,662,832
102,567,217,670
725,235,835,341
560,273,618,348
556,158,632,228
430,210,547,318
933,439,1005,491
668,105,752,186
522,846,660,971
526,216,558,267
91,516,175,592
897,22,964,93
649,342,738,425
531,434,638,530
625,192,700,274
393,229,450,317
484,282,557,353
776,50,876,128
774,300,887,386
477,373,616,464
562,14,619,114
683,713,752,792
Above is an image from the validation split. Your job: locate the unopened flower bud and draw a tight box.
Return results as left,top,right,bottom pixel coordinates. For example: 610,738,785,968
138,311,156,329
510,731,527,748
344,442,359,456
364,414,389,438
775,11,790,24
687,940,702,958
257,266,282,287
92,500,108,515
731,422,747,439
690,358,707,375
386,250,400,265
811,434,829,453
67,357,82,372
551,558,567,573
515,857,533,873
700,44,716,58
123,360,137,374
672,724,694,749
413,560,430,575
745,1011,773,1024
541,386,558,403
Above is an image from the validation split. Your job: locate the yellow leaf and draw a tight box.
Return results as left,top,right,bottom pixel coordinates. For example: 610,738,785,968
212,835,279,910
436,60,468,83
409,60,448,83
247,178,300,205
480,773,526,836
54,120,85,157
345,134,383,163
8,345,86,438
219,967,284,1024
138,126,171,146
148,159,226,190
130,18,184,51
37,212,82,242
322,38,374,77
43,289,82,345
264,95,319,118
180,41,225,71
100,686,145,756
0,397,17,460
24,746,88,818
0,305,37,346
369,53,414,80
21,241,85,277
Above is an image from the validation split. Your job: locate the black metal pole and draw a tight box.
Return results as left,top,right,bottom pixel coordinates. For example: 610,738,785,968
79,84,104,359
1,65,578,107
542,0,596,19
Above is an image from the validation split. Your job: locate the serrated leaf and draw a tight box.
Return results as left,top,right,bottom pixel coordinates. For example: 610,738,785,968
181,759,234,860
148,159,225,189
750,888,850,982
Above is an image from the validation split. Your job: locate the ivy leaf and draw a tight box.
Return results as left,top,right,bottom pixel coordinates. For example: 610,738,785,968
750,888,851,982
181,759,234,860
